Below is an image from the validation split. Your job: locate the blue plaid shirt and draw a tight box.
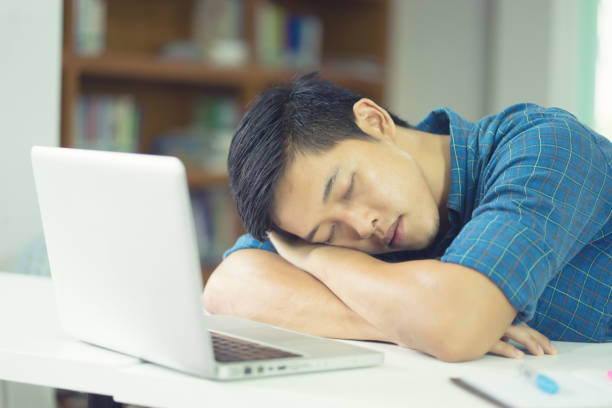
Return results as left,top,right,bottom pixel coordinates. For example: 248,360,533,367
224,103,612,342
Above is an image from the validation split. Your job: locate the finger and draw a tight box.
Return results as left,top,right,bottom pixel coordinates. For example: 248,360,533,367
504,324,545,356
521,324,557,355
488,340,524,359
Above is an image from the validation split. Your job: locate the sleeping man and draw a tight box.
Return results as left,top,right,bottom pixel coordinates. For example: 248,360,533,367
203,73,612,362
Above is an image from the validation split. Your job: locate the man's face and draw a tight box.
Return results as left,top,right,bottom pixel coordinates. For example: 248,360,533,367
272,137,441,254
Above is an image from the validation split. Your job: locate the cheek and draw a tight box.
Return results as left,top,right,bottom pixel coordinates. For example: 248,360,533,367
374,156,422,197
274,189,320,235
274,207,309,238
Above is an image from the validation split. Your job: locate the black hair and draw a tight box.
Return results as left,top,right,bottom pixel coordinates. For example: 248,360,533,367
228,72,411,241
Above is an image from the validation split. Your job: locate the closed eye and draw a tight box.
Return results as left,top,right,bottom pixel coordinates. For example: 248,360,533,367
343,173,355,200
323,173,354,244
325,224,336,244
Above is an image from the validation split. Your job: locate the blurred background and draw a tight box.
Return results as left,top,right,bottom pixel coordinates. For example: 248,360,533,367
1,0,611,279
0,0,611,406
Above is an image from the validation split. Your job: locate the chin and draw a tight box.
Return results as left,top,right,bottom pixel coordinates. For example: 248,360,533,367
413,213,440,249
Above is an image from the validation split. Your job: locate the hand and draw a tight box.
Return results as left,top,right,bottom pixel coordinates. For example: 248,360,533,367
267,231,326,272
488,322,557,359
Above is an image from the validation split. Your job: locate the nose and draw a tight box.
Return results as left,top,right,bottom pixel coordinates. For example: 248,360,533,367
340,205,379,239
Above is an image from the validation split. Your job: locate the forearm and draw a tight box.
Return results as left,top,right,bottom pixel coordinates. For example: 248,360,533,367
304,247,516,361
303,248,438,352
203,249,391,342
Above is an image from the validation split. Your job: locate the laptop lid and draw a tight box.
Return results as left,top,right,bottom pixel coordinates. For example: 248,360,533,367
31,146,215,377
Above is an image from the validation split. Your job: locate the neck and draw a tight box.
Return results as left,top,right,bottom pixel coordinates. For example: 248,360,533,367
395,127,451,234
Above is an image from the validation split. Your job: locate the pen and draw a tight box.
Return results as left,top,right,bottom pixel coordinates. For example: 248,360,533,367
450,378,512,408
518,364,559,394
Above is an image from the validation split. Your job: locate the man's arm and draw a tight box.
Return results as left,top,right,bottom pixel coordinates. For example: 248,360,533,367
203,248,391,342
206,244,554,362
267,234,518,363
316,251,516,362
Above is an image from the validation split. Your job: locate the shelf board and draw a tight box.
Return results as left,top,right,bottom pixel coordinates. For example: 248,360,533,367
187,169,230,189
65,54,250,87
63,54,384,90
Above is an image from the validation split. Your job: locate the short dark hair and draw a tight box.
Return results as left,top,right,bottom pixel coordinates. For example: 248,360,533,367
228,72,411,241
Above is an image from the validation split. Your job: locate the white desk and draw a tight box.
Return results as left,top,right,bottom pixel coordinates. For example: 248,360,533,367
1,271,611,408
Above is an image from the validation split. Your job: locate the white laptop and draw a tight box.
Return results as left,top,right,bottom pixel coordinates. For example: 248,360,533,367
31,146,383,380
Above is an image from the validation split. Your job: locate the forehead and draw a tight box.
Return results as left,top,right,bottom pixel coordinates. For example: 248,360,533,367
272,151,330,233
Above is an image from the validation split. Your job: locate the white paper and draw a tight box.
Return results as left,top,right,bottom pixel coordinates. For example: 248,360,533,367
457,370,612,408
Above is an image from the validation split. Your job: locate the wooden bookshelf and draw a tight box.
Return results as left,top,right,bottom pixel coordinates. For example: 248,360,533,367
64,54,384,94
186,170,230,189
60,0,390,283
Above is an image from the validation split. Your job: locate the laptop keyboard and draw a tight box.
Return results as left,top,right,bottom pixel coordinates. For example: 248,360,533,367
210,332,302,362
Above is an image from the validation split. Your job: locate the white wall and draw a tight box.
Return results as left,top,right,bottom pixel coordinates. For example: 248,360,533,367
489,0,587,118
388,0,589,124
387,0,489,124
548,0,581,118
488,0,552,114
0,0,62,271
594,0,612,139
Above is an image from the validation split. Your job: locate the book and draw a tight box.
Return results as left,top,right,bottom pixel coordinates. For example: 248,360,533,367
73,0,106,55
73,94,140,152
152,96,238,173
255,2,322,68
191,188,241,266
191,0,247,65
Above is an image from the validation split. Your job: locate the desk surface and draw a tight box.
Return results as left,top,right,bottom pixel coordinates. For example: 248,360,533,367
1,271,611,408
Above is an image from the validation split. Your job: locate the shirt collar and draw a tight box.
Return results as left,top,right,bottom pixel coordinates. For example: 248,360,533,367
414,107,474,215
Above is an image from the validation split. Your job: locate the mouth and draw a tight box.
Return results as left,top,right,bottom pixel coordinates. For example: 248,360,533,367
384,217,401,247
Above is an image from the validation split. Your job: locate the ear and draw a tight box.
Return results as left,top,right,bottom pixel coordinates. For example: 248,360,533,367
353,98,396,142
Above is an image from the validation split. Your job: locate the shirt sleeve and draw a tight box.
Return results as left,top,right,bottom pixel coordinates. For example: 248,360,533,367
223,234,277,259
440,113,611,324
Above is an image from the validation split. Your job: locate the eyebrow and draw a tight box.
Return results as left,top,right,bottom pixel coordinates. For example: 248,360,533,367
305,167,339,243
323,167,339,204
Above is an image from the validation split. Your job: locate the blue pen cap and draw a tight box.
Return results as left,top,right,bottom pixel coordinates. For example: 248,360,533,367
536,374,559,394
